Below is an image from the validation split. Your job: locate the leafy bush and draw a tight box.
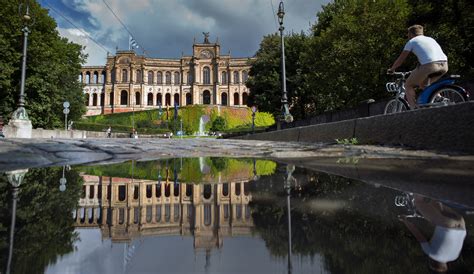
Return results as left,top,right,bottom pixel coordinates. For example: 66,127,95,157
210,116,226,132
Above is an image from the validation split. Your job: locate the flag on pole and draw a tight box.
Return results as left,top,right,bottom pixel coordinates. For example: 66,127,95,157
129,35,139,50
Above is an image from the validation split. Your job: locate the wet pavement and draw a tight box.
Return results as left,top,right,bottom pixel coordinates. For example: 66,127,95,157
0,157,473,274
1,138,473,172
1,139,474,273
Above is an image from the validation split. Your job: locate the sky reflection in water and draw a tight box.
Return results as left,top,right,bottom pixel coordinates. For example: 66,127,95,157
1,157,473,274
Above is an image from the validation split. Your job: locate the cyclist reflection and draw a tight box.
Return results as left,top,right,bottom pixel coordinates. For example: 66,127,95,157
398,194,466,273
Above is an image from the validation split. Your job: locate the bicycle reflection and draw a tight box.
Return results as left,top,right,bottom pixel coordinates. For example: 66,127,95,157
397,193,467,273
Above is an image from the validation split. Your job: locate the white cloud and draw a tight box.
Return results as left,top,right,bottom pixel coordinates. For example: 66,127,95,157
52,0,329,65
57,27,109,66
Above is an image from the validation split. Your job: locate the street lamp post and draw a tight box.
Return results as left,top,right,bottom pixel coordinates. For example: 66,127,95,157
63,101,70,131
251,106,257,134
8,1,33,138
277,1,293,124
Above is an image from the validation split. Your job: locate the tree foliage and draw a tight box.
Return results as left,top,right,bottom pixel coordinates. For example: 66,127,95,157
0,167,83,273
0,0,86,128
247,0,474,118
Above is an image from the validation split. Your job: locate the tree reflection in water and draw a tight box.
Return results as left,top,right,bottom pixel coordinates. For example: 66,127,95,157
249,165,474,274
0,167,83,274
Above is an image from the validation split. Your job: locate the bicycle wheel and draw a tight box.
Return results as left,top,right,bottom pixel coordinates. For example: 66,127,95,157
384,98,408,114
429,87,465,104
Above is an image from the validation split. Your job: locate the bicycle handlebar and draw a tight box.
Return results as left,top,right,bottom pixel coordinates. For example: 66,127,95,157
387,71,411,77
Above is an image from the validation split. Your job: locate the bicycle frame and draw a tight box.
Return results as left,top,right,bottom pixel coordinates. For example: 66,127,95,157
417,77,467,104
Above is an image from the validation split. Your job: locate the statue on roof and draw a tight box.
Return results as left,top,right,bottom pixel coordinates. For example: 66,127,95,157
203,32,210,44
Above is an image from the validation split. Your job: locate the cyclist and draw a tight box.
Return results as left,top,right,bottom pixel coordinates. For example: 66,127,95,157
388,25,448,109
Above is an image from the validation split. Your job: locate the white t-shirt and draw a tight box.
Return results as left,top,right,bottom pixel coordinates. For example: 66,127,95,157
420,226,466,263
404,35,447,65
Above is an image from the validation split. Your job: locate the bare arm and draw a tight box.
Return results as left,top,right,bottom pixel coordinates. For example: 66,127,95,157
388,51,410,72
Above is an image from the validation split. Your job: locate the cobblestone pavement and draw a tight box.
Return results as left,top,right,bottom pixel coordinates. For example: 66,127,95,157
1,138,473,172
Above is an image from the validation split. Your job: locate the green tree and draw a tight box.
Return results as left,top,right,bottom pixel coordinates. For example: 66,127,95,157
304,0,411,113
247,32,311,120
0,167,83,273
210,116,226,132
0,0,86,128
407,0,474,78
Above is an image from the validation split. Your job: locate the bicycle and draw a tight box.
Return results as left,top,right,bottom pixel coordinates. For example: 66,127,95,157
384,72,469,114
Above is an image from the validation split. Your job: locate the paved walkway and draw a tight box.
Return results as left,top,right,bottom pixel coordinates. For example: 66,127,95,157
1,138,472,172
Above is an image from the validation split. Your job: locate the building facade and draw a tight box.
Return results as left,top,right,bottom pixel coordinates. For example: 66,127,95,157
80,37,254,116
75,174,254,247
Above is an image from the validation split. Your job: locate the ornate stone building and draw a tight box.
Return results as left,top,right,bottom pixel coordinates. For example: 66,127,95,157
80,37,254,116
75,174,254,247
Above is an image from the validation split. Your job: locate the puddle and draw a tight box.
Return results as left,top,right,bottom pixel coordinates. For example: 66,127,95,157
1,157,473,274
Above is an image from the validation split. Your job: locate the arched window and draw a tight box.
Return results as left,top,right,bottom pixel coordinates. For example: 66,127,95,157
244,183,249,195
111,69,116,83
85,72,91,84
204,204,211,226
118,185,126,201
101,71,106,83
187,72,193,84
235,183,241,195
233,71,240,84
156,183,161,198
223,183,229,196
174,204,180,221
157,72,162,84
146,205,152,223
148,71,154,85
146,185,152,199
236,205,242,219
109,91,114,106
133,207,139,224
147,93,153,106
174,184,179,197
165,93,171,106
242,71,248,83
203,67,210,84
221,71,227,84
93,71,99,84
204,184,212,199
79,74,83,83
136,69,142,83
135,92,140,105
119,208,125,224
186,184,193,197
203,90,211,105
243,92,248,105
233,92,240,105
221,92,228,106
100,93,104,106
165,72,171,84
85,93,90,106
156,205,161,222
174,72,180,84
165,204,170,222
224,204,229,220
174,94,179,106
92,93,98,106
120,90,128,105
122,69,128,83
186,93,192,105
165,184,170,197
156,93,162,106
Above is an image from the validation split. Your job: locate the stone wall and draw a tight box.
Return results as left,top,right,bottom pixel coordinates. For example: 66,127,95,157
234,102,474,153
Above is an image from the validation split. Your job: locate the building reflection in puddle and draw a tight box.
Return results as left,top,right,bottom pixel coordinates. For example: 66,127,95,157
2,157,473,274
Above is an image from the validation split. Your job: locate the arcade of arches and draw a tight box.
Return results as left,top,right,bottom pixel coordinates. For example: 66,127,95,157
81,38,254,116
75,174,253,247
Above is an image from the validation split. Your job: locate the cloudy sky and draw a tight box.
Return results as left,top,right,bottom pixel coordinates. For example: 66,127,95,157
38,0,330,66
